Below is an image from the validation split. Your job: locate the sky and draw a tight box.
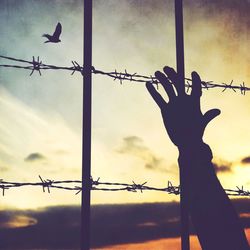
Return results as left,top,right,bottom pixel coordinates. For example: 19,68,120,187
0,0,249,208
0,0,249,248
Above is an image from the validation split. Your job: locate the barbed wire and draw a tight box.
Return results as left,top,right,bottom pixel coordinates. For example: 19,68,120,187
0,55,248,94
0,176,249,197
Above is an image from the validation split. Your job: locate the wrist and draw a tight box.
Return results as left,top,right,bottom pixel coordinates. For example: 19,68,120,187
177,142,217,191
178,142,213,167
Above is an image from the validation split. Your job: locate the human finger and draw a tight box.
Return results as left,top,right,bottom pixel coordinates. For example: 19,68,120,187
155,71,176,101
203,108,221,127
163,66,185,96
146,82,167,108
191,71,202,99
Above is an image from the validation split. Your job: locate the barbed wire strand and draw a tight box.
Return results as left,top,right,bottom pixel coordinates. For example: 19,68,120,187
0,55,248,95
0,176,249,197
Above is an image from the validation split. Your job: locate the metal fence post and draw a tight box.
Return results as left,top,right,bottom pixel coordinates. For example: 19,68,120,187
81,0,92,249
174,0,190,249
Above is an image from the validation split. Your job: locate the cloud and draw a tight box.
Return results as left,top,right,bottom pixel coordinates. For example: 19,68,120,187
0,214,37,229
24,152,46,162
213,162,231,173
0,206,81,249
117,136,167,172
212,159,232,173
241,157,250,164
240,213,250,219
136,222,158,227
0,199,250,249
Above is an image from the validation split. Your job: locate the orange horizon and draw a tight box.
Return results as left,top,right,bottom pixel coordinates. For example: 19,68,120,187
96,228,250,250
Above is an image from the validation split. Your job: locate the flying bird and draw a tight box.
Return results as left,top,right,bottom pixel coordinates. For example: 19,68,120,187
42,22,62,43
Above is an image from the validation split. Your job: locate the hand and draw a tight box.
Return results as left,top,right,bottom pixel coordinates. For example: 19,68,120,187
146,66,220,148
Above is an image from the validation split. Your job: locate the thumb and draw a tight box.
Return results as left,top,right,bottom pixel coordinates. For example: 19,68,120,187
203,109,221,127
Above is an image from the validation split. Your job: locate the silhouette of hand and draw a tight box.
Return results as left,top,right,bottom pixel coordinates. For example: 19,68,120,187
146,66,220,148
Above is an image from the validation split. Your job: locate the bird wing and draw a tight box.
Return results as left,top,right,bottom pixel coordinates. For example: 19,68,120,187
42,34,51,39
53,22,62,39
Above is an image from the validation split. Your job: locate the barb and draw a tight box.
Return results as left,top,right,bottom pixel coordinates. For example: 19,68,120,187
0,55,249,94
0,179,9,196
0,176,249,198
30,56,42,76
38,175,54,193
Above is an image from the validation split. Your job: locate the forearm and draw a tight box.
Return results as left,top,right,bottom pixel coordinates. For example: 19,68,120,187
146,66,249,248
178,143,249,250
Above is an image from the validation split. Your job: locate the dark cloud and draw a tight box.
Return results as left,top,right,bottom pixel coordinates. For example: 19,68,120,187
24,153,46,162
118,136,144,153
117,136,167,172
145,156,162,170
0,206,81,249
0,199,250,249
212,159,232,173
241,157,250,164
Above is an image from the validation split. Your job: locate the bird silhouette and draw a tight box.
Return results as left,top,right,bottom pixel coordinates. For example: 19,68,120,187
42,22,62,43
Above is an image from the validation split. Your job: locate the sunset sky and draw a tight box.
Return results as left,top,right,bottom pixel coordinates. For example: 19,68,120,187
0,0,249,249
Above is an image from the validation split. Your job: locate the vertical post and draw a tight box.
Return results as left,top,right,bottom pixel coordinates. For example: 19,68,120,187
174,0,190,250
82,0,92,250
